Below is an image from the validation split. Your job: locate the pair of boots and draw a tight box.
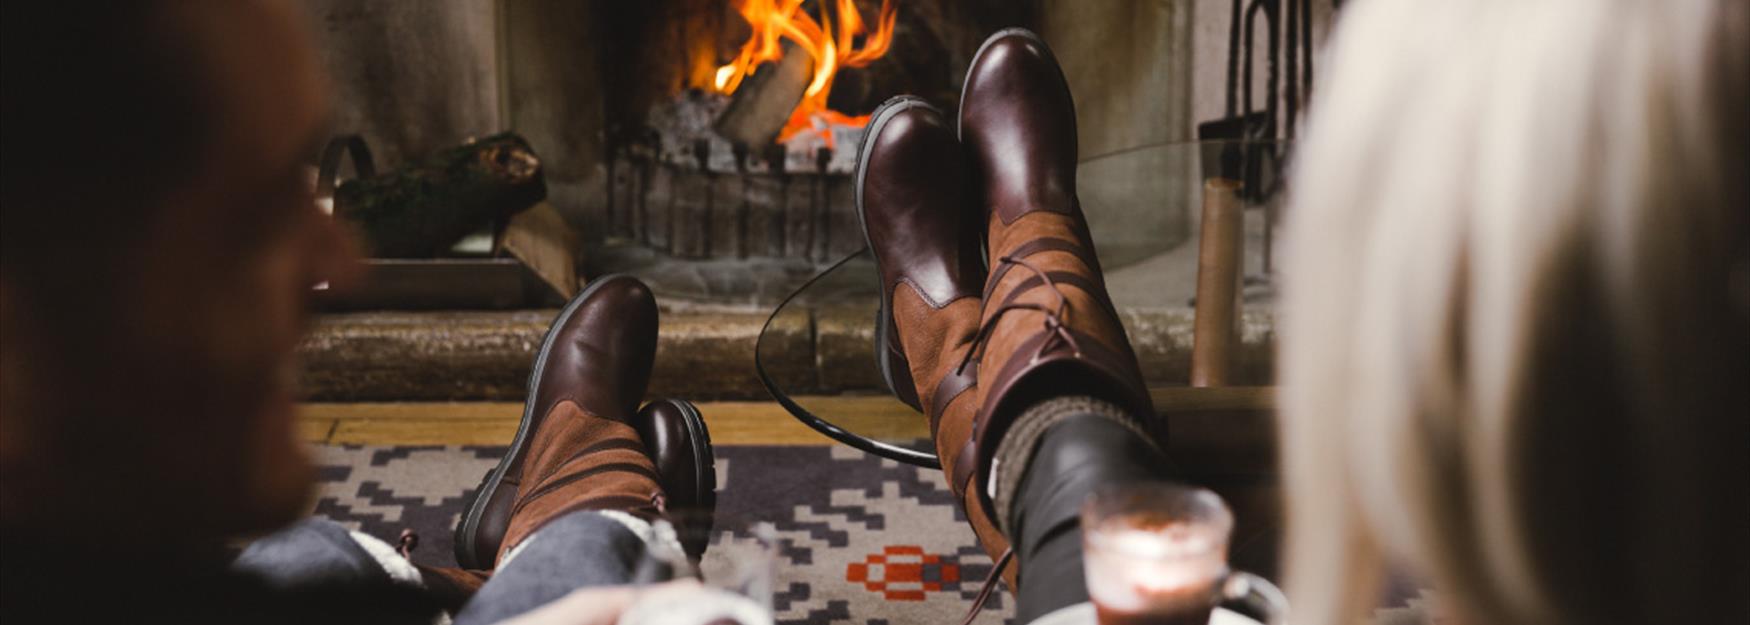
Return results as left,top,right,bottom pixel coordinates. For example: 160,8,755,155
443,276,717,598
858,29,1158,582
446,26,1157,611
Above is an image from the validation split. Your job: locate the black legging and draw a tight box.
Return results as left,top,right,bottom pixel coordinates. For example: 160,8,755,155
1008,413,1171,623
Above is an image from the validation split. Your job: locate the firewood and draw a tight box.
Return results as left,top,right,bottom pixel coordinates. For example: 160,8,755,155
713,40,812,148
500,201,579,301
334,133,546,258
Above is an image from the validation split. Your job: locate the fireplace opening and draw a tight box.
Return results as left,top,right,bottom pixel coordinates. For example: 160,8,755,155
602,0,910,268
580,0,1041,305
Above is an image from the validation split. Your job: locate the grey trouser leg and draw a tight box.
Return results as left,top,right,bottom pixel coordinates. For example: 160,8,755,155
233,517,392,590
236,511,648,623
451,510,648,625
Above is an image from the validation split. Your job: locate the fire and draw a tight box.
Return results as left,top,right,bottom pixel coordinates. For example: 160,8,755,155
713,0,898,145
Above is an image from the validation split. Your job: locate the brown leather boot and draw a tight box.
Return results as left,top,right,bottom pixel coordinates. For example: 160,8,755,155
453,275,704,570
855,96,1014,571
857,95,986,418
950,27,1157,572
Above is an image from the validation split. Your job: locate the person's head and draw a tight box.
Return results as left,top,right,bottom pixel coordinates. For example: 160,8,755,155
1,1,360,545
1280,0,1747,623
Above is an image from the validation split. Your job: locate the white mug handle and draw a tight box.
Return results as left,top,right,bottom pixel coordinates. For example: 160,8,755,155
1218,571,1289,625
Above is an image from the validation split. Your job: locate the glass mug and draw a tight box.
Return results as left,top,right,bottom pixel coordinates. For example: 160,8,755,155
1082,483,1287,625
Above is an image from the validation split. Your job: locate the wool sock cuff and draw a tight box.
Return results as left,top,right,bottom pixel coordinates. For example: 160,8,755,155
989,395,1159,538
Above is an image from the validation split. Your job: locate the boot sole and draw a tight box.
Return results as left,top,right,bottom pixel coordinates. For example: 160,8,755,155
452,275,629,570
855,94,933,413
662,398,718,563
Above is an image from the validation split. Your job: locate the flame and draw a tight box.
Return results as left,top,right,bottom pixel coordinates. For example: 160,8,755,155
713,0,898,145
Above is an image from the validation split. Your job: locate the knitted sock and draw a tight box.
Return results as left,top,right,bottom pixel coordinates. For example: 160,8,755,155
989,395,1162,537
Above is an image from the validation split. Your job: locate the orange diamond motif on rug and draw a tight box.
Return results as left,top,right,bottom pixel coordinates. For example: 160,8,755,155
846,545,962,601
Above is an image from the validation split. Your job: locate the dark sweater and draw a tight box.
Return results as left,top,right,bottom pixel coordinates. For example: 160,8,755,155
0,538,442,625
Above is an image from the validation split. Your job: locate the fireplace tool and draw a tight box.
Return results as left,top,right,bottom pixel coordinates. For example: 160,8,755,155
1198,0,1319,275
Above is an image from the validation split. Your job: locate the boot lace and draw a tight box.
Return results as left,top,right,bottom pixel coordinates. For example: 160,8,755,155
953,255,1082,379
952,254,1079,624
960,548,1014,625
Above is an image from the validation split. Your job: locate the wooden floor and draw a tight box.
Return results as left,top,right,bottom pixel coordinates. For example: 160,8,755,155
298,388,1272,447
298,395,927,446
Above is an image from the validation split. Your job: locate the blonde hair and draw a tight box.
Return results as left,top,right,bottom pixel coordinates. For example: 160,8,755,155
1278,1,1748,623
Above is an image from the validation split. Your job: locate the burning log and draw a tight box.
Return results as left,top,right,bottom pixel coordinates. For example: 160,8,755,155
332,133,546,258
713,40,813,148
708,0,897,147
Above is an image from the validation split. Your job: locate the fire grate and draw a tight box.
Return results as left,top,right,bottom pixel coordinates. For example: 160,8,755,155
606,90,869,264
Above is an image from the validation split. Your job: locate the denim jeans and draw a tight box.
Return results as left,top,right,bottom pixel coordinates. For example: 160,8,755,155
234,510,648,624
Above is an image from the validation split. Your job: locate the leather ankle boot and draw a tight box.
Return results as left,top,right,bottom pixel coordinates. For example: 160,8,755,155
854,96,1015,571
857,95,987,418
453,275,715,569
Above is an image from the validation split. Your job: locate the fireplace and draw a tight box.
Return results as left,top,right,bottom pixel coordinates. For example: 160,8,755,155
296,0,1334,405
306,0,1039,302
601,0,913,264
307,0,1330,307
508,1,1038,274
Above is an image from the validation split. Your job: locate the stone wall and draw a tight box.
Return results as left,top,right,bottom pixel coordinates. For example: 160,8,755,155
305,1,502,168
1039,1,1196,267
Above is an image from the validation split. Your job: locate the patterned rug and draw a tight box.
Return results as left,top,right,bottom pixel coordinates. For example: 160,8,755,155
308,443,1015,624
308,444,1436,624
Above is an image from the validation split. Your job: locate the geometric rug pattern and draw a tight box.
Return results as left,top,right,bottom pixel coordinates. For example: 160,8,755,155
307,444,1436,624
307,443,1015,624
